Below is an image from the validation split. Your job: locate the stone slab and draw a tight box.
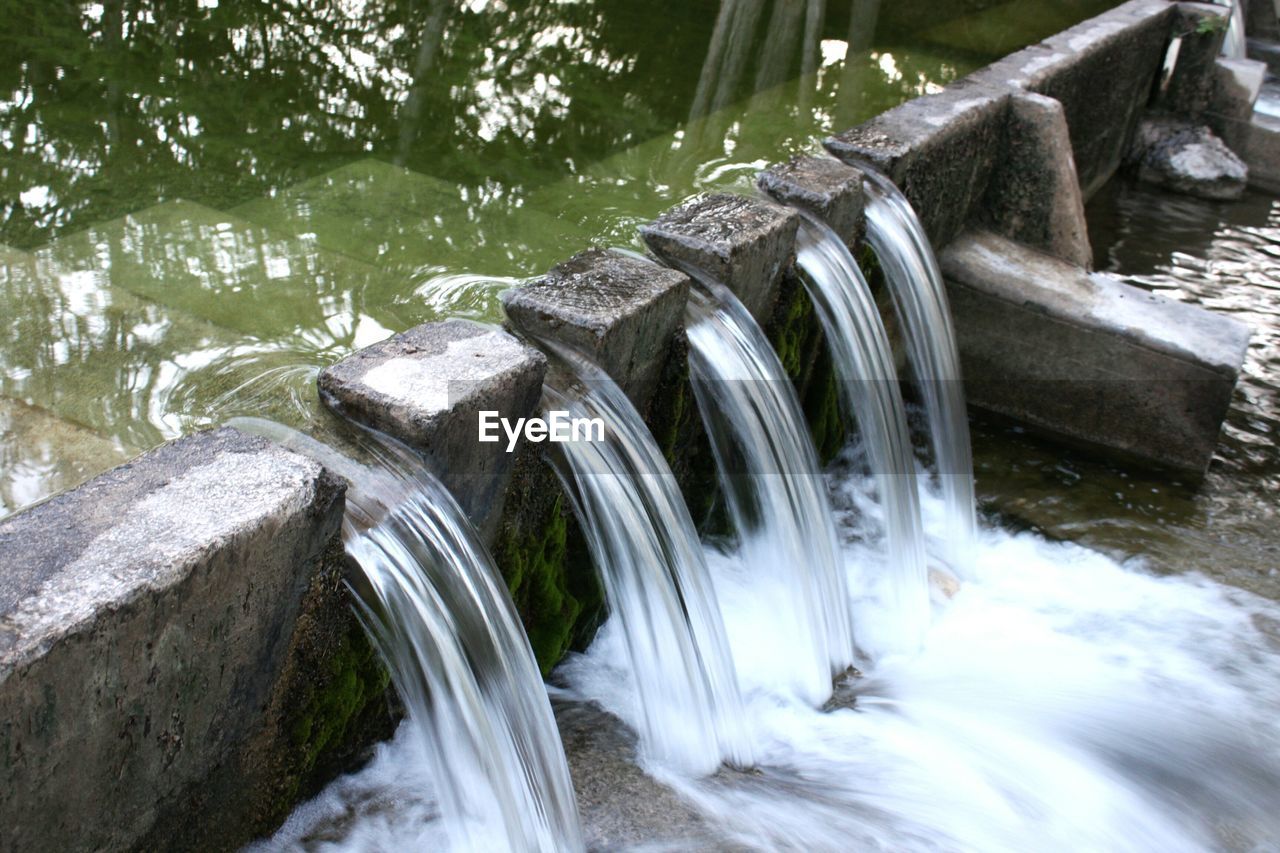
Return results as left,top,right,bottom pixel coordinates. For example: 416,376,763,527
640,194,799,326
968,0,1175,197
317,319,546,540
825,80,1012,248
0,427,345,850
982,92,1093,266
756,156,867,250
501,249,690,410
940,230,1250,474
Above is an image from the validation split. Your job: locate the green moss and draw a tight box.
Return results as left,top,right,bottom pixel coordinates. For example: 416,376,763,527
770,283,814,382
806,357,846,464
496,498,582,674
286,620,390,782
657,363,691,466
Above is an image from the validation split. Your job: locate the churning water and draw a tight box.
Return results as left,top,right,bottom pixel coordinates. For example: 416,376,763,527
232,420,582,853
561,481,1280,851
795,214,932,654
862,166,978,568
685,276,857,695
541,347,753,774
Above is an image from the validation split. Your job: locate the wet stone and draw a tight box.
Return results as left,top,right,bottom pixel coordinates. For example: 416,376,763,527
501,248,689,410
825,80,1011,247
318,319,546,539
0,427,344,852
940,229,1250,475
1130,118,1249,200
757,156,867,250
641,193,799,325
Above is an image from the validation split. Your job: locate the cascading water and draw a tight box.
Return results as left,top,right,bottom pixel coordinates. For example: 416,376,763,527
231,419,583,853
861,166,977,567
539,347,753,775
794,214,931,652
682,274,856,696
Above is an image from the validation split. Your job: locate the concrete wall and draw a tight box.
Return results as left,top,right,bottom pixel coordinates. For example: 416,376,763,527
0,428,393,851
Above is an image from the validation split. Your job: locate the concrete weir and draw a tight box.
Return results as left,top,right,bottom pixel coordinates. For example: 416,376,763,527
0,429,392,851
0,0,1268,847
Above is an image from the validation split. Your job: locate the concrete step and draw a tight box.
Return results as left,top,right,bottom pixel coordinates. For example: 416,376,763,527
40,198,410,347
231,159,586,318
940,229,1251,475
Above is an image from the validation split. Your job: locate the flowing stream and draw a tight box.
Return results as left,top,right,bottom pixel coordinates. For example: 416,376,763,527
862,166,978,567
540,347,754,774
232,419,583,853
684,275,856,693
794,214,931,652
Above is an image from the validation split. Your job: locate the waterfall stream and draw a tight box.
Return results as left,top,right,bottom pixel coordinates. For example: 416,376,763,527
231,419,583,853
684,276,855,698
862,166,977,568
541,349,753,774
795,214,931,652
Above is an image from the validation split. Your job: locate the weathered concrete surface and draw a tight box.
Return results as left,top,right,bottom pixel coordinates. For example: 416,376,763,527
1161,4,1231,117
1246,0,1280,42
968,0,1174,198
640,194,799,325
983,92,1093,266
1241,111,1280,192
1203,55,1280,192
756,156,866,250
0,427,390,851
554,700,732,851
1129,117,1249,199
501,249,690,411
940,231,1250,475
318,319,546,542
825,80,1011,248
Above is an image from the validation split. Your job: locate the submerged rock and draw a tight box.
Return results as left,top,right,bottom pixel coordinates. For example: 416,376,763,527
1130,118,1249,200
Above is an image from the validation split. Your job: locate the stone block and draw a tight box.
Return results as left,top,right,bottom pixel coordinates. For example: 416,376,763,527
756,156,866,250
1242,112,1280,192
1130,117,1249,200
1246,0,1280,42
501,249,690,410
824,80,1011,248
982,92,1093,267
1160,4,1230,117
317,319,546,540
0,427,357,850
969,0,1174,197
1208,56,1268,150
940,230,1250,475
640,194,798,325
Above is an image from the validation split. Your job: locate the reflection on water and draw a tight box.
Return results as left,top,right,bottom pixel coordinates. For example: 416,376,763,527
973,179,1280,598
0,0,1120,518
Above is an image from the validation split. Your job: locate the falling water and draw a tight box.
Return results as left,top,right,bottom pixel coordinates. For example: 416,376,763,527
862,166,977,567
794,215,931,650
231,419,583,853
541,348,753,774
683,276,855,698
